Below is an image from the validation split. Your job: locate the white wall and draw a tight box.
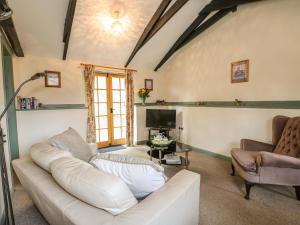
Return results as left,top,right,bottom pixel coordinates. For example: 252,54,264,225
13,55,88,156
135,0,300,156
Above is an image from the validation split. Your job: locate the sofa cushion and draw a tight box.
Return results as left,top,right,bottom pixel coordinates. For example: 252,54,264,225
90,153,166,198
231,149,259,172
50,157,137,215
274,117,300,158
30,142,73,172
49,127,93,162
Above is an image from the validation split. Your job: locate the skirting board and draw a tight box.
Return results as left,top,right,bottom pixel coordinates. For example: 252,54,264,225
135,140,231,161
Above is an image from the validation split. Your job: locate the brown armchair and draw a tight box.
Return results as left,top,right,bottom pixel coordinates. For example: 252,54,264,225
231,115,300,201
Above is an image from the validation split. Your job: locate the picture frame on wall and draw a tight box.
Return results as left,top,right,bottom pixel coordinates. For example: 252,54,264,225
231,59,249,83
45,71,61,88
144,79,153,90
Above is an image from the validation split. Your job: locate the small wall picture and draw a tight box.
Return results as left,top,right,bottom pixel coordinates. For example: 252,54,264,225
144,79,153,90
231,60,249,83
45,71,61,88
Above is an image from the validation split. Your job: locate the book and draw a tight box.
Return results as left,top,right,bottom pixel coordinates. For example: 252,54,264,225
164,154,181,165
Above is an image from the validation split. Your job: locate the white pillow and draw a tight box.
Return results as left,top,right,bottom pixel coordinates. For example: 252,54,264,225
90,154,167,198
50,157,137,215
49,127,93,162
30,142,73,172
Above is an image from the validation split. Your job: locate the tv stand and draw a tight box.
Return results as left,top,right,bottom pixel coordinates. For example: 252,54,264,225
148,128,170,140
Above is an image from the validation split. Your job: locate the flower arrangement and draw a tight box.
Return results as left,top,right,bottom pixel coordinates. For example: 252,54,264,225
138,88,151,105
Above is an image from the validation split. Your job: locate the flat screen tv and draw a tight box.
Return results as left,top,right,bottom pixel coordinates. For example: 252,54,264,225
146,109,176,129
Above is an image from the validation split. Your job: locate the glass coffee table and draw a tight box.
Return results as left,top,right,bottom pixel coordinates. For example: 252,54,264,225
149,141,191,168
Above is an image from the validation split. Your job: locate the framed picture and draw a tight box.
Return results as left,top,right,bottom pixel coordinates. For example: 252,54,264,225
231,60,249,83
45,71,61,88
144,79,153,90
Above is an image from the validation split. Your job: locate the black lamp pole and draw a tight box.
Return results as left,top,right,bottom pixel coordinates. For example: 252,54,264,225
0,73,45,225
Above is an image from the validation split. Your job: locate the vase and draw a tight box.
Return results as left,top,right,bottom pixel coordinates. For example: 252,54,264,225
142,98,146,105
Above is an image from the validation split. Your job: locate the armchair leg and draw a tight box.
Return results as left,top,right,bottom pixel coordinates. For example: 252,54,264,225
244,181,254,200
294,186,300,201
230,163,235,176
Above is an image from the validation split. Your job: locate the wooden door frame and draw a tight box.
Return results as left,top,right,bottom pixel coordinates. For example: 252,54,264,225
95,73,126,148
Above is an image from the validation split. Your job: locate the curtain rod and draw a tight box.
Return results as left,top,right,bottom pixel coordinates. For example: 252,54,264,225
80,63,137,72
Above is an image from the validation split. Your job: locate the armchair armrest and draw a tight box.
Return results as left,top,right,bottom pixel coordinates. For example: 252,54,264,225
257,152,300,169
240,139,275,152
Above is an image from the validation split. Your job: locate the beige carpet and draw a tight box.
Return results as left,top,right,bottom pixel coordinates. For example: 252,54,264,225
13,150,300,225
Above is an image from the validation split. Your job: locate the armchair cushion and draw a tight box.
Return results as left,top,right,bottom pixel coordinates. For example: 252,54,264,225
273,117,300,158
257,152,300,169
240,139,274,152
231,149,259,172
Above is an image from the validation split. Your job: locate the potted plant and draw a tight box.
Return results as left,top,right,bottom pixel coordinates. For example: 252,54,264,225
138,88,151,105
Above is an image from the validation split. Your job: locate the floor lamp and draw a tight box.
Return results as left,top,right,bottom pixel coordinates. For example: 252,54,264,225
0,73,45,225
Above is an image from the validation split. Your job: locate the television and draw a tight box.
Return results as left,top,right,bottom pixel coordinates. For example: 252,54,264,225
146,109,176,129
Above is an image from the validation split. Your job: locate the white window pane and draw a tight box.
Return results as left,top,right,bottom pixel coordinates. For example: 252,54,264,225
120,79,125,89
94,91,98,102
98,90,107,102
96,130,100,142
97,77,106,89
121,102,126,114
121,115,126,126
113,103,120,114
94,79,98,89
100,129,108,141
112,78,120,89
99,103,107,115
114,128,121,139
122,127,126,138
114,115,121,127
121,91,126,102
95,117,100,129
99,116,108,129
113,90,120,102
94,103,99,115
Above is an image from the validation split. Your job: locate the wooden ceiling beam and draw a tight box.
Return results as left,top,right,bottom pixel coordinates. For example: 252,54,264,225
63,0,77,60
143,0,190,46
0,18,24,57
154,0,262,71
154,9,211,71
124,0,172,67
203,0,260,12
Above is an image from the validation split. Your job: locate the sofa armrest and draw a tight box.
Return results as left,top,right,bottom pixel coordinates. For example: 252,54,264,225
88,143,98,156
113,170,200,225
257,152,300,169
240,139,275,152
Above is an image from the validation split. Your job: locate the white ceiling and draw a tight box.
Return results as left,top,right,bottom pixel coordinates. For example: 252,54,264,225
7,0,209,70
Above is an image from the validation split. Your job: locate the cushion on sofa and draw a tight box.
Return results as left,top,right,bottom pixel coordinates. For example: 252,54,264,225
273,117,300,158
90,153,166,198
50,157,137,215
30,142,73,172
49,127,93,162
231,149,259,172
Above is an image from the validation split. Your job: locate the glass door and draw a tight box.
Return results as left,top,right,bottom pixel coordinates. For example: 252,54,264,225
110,75,126,145
94,73,126,148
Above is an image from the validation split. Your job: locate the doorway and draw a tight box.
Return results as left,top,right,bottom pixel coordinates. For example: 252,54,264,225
94,73,126,148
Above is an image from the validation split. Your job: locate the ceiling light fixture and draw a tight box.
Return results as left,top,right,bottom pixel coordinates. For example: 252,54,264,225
111,10,124,35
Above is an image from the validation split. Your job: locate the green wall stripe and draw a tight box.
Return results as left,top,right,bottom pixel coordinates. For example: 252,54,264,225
135,101,300,109
16,104,87,111
135,140,231,161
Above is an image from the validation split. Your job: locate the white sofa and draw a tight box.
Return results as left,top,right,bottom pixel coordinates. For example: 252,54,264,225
12,149,200,225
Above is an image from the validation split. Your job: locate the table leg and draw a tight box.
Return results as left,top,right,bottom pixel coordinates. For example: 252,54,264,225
185,151,189,169
159,150,162,165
